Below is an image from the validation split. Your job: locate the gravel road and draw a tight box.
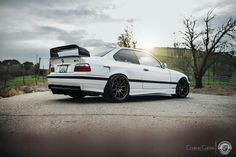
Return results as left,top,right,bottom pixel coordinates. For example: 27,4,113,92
0,92,236,157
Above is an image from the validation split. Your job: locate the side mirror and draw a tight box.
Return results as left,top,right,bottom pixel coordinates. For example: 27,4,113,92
161,63,167,69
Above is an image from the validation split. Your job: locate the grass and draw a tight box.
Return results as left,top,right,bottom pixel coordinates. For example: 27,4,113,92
0,75,47,89
1,54,236,91
155,54,236,86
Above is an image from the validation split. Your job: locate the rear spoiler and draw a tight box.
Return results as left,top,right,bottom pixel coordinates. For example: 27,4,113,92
50,44,90,58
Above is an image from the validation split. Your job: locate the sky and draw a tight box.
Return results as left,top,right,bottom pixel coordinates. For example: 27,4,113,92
0,0,235,68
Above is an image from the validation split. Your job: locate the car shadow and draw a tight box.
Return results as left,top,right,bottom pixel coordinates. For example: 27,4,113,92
51,94,191,104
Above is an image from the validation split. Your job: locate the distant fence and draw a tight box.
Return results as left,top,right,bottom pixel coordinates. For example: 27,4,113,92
188,73,236,86
1,63,236,89
1,71,236,90
0,57,50,89
0,69,48,89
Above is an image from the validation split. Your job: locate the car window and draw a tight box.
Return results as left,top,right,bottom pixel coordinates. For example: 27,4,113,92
114,49,139,64
134,51,161,67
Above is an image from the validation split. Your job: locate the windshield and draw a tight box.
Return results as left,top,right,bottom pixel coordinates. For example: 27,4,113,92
88,47,115,57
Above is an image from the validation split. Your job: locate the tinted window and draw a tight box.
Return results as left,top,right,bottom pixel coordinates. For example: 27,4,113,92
134,51,161,67
114,49,139,64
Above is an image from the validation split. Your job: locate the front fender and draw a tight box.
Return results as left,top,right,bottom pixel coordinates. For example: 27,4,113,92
169,69,188,83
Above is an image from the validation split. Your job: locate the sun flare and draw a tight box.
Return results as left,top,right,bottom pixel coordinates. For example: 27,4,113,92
138,40,157,50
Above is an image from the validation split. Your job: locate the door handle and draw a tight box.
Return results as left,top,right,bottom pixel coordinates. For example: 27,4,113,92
143,68,149,71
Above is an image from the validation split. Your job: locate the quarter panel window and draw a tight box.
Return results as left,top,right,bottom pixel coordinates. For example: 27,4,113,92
134,51,161,67
114,49,139,64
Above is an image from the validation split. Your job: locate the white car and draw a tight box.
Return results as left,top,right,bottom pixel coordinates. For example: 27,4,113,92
48,44,189,102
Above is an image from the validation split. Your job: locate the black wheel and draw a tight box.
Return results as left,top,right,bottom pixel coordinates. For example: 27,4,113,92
104,74,129,102
173,78,189,98
69,92,86,99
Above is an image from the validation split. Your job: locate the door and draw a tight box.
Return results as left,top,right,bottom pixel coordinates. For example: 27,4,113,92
134,50,170,89
113,49,143,92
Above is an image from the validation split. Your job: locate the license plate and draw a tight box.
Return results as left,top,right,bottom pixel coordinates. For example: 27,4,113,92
59,65,68,73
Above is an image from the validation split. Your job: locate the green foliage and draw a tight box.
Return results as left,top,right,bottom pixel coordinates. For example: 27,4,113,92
2,59,21,66
180,10,236,88
0,60,37,79
0,59,47,88
173,48,192,77
23,61,34,75
215,55,236,78
117,26,137,48
151,47,236,84
0,75,47,89
23,61,34,70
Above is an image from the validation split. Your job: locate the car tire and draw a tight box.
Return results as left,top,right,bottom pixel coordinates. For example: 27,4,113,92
172,78,189,98
104,74,130,102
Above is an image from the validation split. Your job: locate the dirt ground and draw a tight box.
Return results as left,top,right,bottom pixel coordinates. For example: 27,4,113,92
1,92,236,157
191,85,236,96
0,82,48,97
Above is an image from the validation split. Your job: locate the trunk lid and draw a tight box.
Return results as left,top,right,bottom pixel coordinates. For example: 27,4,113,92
50,44,90,73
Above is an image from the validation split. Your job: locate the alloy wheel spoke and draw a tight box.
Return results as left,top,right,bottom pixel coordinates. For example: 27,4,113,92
112,77,128,98
179,82,189,96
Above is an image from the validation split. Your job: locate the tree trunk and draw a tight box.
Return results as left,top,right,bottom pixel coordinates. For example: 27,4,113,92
22,65,25,85
195,75,203,88
4,79,7,88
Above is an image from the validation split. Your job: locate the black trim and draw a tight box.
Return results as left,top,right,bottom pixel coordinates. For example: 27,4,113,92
48,84,81,90
129,79,178,84
47,75,108,80
47,75,178,85
48,84,103,96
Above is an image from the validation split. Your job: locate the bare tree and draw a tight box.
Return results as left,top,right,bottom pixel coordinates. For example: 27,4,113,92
117,25,137,48
181,10,236,88
173,48,192,79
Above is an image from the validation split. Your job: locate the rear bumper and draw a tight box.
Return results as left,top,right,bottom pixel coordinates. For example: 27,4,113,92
47,75,108,94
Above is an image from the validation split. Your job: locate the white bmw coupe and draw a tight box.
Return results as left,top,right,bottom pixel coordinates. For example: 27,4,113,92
48,44,189,102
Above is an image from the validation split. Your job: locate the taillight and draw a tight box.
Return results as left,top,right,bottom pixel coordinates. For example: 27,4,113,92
50,67,55,73
74,63,91,72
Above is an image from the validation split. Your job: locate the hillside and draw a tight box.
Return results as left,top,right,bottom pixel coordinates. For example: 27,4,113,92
147,47,236,85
